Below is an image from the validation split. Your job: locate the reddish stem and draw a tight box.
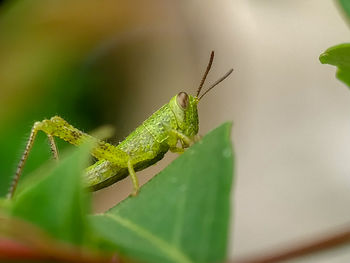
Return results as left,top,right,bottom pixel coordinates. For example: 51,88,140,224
233,227,350,263
0,238,118,263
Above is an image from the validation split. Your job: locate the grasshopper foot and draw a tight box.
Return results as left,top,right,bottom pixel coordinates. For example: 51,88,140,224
131,189,139,197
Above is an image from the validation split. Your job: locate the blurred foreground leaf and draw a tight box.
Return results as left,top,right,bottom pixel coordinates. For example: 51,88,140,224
10,145,91,245
338,0,350,19
91,122,234,263
319,43,350,87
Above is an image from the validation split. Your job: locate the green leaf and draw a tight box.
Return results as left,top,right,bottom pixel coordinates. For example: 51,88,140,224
10,145,91,245
338,0,350,19
91,122,234,263
319,43,350,87
0,198,10,212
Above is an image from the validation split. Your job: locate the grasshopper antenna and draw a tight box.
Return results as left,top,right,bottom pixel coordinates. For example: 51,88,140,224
198,68,233,101
196,51,215,97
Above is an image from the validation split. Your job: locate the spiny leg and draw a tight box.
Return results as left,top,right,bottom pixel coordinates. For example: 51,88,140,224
8,116,128,199
47,134,59,160
127,159,139,196
7,124,38,199
8,124,62,199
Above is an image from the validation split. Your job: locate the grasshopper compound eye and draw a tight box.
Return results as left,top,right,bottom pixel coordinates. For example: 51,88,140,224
177,92,189,110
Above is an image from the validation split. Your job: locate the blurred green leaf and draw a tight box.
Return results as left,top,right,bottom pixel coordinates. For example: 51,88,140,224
10,145,91,245
91,122,234,263
0,198,10,211
338,0,350,19
319,43,350,87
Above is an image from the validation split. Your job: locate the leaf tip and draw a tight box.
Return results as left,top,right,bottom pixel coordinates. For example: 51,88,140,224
319,52,329,64
222,121,233,136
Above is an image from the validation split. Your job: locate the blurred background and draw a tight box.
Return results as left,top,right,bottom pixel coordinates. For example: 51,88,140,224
1,0,350,262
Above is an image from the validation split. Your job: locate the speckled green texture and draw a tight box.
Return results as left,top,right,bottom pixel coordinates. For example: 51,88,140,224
86,93,199,190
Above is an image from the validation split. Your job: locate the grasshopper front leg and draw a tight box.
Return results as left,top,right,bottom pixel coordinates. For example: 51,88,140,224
170,130,193,147
169,129,197,154
169,129,202,154
169,147,185,154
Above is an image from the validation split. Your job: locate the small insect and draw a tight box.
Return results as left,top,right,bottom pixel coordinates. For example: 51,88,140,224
8,51,233,198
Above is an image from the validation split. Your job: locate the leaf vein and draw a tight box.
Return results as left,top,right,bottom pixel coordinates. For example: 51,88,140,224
103,213,193,263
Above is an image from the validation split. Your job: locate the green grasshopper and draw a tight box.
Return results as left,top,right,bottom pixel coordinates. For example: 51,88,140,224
8,51,232,198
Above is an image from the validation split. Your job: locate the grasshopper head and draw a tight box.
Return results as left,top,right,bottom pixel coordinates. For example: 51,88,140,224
169,92,199,138
169,51,233,139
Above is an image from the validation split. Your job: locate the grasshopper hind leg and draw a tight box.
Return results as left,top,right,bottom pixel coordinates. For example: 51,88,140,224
9,116,129,198
8,123,59,199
